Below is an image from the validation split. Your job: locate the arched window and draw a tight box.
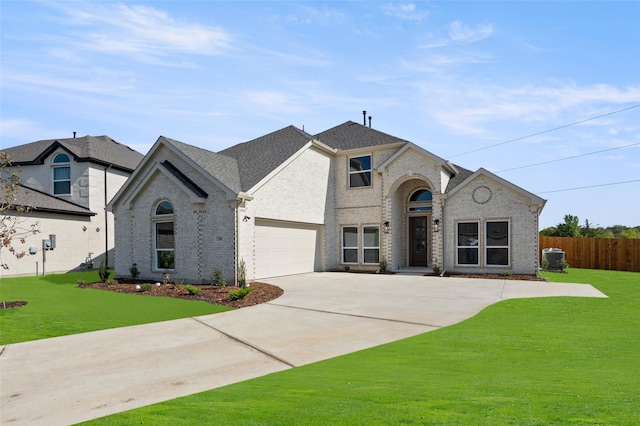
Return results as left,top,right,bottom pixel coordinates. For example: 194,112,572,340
408,189,433,212
52,153,71,195
153,200,175,270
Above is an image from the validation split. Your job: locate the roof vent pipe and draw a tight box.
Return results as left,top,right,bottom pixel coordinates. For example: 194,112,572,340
368,116,372,128
73,131,76,138
363,110,367,126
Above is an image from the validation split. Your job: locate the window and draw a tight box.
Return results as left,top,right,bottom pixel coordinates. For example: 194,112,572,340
154,201,175,270
52,153,71,195
362,226,380,264
349,155,372,188
486,221,509,266
408,189,433,212
342,226,358,263
457,222,479,265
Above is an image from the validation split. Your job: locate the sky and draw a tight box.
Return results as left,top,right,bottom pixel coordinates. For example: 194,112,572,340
1,1,639,229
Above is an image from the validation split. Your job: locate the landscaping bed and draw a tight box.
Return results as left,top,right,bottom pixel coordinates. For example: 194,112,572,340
78,280,283,308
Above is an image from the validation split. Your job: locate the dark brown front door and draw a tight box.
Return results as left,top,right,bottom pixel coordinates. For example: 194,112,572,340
409,216,428,267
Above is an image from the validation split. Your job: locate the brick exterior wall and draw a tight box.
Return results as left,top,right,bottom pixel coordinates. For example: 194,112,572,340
443,174,541,275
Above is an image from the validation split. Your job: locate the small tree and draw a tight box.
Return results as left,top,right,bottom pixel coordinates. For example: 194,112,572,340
237,259,247,288
98,258,110,282
211,266,226,287
1,151,40,259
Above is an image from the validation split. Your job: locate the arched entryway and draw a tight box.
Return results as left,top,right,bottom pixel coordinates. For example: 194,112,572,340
385,177,436,270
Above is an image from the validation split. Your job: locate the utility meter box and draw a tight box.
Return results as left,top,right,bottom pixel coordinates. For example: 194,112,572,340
49,234,56,249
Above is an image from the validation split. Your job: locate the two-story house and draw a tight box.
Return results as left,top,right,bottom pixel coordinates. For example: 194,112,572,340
108,121,545,284
1,135,144,277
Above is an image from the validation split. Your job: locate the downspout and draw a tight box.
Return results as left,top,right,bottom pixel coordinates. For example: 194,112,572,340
104,165,111,268
440,197,446,277
234,199,240,287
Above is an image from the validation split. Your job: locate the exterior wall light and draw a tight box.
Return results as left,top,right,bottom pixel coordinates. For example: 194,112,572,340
433,219,440,233
383,221,390,233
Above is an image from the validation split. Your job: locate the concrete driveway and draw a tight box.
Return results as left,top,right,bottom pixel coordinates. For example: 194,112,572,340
0,273,606,425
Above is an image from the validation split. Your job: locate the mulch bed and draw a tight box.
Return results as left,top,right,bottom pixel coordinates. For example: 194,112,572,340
77,280,284,308
1,301,28,310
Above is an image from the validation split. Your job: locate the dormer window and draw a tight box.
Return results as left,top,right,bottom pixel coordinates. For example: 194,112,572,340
52,153,71,195
349,155,372,188
408,189,432,212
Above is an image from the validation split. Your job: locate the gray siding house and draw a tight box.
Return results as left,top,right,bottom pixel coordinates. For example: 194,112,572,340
108,121,545,284
1,136,144,277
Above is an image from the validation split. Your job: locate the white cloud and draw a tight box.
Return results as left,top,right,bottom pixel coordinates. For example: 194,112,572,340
53,2,232,61
382,3,428,22
448,21,493,44
421,21,494,48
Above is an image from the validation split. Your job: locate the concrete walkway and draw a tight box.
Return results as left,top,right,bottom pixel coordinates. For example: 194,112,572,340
0,273,606,425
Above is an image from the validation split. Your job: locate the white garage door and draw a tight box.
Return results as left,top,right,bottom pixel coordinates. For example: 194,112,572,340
255,219,323,279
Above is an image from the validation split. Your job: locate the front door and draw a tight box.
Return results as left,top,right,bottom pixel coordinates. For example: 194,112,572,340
409,216,428,267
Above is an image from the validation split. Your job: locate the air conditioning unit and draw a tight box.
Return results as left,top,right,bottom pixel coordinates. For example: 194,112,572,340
542,248,565,271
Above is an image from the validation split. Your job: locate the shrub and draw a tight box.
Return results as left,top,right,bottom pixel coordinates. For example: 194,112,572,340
140,283,153,292
98,258,110,283
557,259,570,273
185,284,200,295
237,259,247,288
211,267,226,287
162,271,172,285
76,279,85,286
229,287,253,301
541,259,549,272
106,278,118,286
129,263,139,279
503,270,513,277
379,259,388,273
432,265,441,275
172,278,184,286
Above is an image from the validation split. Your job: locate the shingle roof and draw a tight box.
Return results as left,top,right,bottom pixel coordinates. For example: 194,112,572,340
314,121,409,150
219,125,314,191
3,135,144,172
445,164,474,193
3,185,95,216
160,137,242,194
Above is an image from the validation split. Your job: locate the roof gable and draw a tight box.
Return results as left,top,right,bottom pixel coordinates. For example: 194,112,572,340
447,167,546,206
377,142,458,175
3,135,144,172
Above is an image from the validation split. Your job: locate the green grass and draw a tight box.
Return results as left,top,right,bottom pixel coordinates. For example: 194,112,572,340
0,271,232,345
83,269,640,425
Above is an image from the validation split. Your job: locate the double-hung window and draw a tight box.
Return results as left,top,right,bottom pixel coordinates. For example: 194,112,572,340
342,226,358,263
486,221,509,266
362,226,380,264
349,155,372,188
456,222,479,265
52,153,71,195
154,200,175,270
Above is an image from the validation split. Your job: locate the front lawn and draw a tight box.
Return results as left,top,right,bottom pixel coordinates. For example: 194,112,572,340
0,271,232,345
83,269,639,425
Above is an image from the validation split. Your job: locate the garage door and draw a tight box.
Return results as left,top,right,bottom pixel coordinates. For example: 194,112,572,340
255,219,323,279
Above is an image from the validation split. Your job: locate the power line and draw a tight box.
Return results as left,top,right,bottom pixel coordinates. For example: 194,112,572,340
536,179,640,195
496,142,640,173
449,104,640,159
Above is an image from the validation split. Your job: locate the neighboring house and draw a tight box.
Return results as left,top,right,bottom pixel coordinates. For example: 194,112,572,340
108,121,545,284
1,135,144,277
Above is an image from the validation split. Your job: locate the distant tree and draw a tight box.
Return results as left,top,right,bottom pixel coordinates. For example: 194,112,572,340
620,227,640,239
1,151,40,259
581,219,605,238
539,226,558,237
556,214,581,238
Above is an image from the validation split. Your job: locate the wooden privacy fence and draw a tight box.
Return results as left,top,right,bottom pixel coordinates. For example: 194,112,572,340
540,236,640,272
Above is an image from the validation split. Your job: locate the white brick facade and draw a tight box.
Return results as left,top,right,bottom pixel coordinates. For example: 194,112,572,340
110,126,544,283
